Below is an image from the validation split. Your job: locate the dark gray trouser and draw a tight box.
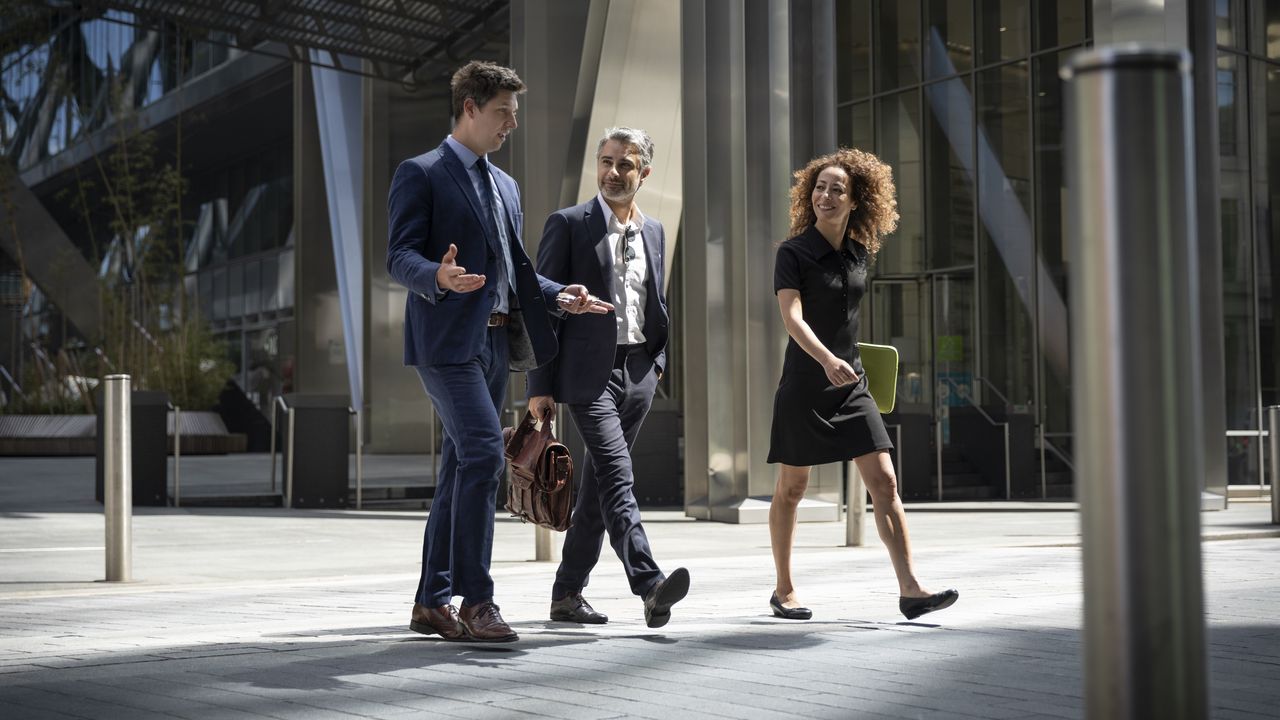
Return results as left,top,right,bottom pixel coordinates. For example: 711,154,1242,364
552,344,665,600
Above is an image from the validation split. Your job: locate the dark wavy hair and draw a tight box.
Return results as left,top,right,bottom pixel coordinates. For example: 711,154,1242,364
450,61,526,120
787,147,899,257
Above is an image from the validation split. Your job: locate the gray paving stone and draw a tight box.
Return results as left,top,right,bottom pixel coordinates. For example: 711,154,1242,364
2,459,1279,720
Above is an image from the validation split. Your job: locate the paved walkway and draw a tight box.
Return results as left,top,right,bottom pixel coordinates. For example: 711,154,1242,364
1,457,1278,719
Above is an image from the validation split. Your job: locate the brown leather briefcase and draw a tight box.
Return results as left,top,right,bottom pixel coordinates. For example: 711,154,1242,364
502,411,575,532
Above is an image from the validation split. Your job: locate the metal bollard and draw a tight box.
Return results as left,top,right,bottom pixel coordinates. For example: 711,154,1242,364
171,404,182,508
844,461,865,547
1064,46,1208,719
1269,406,1280,525
103,374,132,582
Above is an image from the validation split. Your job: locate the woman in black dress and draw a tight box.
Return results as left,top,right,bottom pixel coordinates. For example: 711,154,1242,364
767,149,958,621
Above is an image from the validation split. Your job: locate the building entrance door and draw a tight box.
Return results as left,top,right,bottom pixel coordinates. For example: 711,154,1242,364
868,269,1007,500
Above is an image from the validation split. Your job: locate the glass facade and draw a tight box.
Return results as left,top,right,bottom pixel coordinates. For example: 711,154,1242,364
1216,1,1280,484
837,0,1089,497
2,10,238,170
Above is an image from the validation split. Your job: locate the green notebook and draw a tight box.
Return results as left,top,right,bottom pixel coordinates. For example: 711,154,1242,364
857,342,899,414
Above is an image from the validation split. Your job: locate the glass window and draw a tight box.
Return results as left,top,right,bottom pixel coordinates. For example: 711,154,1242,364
1033,51,1071,433
1248,1,1280,60
875,0,921,92
837,0,872,102
924,0,972,79
922,76,975,269
1217,0,1245,49
875,89,924,273
977,62,1034,406
838,101,874,153
1219,54,1246,160
976,0,1030,66
1218,53,1256,435
1033,0,1087,50
1260,62,1280,409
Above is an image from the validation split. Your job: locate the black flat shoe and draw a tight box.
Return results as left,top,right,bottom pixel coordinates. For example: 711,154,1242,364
899,588,959,620
769,592,812,620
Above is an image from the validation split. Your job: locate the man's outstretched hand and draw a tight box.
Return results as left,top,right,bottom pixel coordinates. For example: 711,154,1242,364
435,244,486,293
557,284,614,315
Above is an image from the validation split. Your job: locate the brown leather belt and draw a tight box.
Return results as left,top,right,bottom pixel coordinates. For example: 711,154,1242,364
487,312,509,327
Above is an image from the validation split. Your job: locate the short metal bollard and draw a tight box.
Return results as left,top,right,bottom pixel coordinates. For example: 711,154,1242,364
103,374,132,582
535,526,560,562
844,461,865,547
1269,406,1280,525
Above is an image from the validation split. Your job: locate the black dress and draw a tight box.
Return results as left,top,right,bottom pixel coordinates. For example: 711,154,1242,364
767,225,893,466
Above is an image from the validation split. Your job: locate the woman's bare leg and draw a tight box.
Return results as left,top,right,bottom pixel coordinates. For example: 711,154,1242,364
769,463,810,606
853,450,932,598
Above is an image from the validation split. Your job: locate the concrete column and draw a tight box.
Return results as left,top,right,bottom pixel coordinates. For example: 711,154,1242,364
681,0,834,523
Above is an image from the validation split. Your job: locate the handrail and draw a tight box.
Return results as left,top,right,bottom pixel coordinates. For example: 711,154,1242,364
1042,434,1075,472
0,364,26,400
349,406,363,510
974,375,1012,408
168,402,182,507
939,375,1011,500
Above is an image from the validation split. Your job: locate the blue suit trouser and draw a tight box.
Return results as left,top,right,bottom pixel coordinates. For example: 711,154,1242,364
552,344,665,600
413,326,509,607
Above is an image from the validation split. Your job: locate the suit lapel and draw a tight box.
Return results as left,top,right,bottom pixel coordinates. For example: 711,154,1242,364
587,198,613,292
439,142,500,253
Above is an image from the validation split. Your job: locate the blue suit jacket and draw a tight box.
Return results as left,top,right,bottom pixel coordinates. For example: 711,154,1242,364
386,140,564,369
526,197,669,404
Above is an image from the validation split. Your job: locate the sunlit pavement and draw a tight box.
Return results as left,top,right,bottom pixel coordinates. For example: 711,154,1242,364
2,457,1278,719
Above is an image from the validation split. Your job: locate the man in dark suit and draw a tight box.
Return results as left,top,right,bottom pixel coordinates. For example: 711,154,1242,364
386,61,609,643
528,127,690,629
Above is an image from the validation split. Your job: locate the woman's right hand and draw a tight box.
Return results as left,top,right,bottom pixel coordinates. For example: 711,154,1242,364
822,355,858,387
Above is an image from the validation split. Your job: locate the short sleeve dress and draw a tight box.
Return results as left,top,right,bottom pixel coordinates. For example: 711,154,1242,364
767,225,893,466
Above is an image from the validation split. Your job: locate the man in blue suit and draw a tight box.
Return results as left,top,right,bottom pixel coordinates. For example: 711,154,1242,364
528,127,690,629
387,61,609,643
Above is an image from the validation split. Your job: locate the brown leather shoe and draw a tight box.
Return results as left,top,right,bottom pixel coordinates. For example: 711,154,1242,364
409,603,469,641
458,601,519,642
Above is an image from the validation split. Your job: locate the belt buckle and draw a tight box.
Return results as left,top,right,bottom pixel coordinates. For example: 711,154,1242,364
488,312,508,328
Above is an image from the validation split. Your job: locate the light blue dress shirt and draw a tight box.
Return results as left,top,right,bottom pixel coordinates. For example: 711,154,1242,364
445,135,517,314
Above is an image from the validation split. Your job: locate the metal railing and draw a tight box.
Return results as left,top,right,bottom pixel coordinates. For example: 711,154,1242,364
1037,430,1075,500
938,375,1011,501
269,396,363,509
169,402,182,507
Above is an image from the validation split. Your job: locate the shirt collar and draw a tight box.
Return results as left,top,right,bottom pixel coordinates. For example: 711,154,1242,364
800,224,863,260
446,135,484,169
596,193,645,233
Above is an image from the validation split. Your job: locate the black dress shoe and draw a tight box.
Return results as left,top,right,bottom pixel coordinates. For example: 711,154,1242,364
899,588,959,620
549,593,608,624
769,592,812,620
643,567,690,628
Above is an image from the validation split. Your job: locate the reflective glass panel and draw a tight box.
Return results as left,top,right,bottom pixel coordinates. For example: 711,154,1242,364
875,0,921,92
875,89,924,273
1249,0,1280,59
1032,0,1087,50
1261,62,1280,409
924,0,973,79
1217,0,1245,49
1218,53,1258,483
922,76,974,269
837,0,873,102
838,101,874,153
1033,51,1071,433
976,0,1030,66
977,62,1034,406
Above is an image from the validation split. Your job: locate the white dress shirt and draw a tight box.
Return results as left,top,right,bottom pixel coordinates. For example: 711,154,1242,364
597,194,648,345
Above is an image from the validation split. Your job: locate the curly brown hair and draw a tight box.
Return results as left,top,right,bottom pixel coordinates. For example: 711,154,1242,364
787,148,899,256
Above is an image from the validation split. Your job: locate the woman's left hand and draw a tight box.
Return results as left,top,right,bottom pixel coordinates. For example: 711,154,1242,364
822,355,859,387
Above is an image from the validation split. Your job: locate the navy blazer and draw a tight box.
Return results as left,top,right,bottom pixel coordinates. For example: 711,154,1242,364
527,197,669,404
386,140,564,369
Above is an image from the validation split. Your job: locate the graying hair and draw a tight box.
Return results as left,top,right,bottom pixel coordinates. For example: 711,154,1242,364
596,126,654,169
